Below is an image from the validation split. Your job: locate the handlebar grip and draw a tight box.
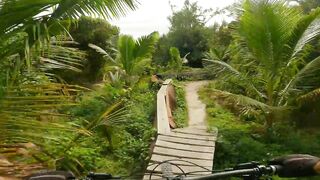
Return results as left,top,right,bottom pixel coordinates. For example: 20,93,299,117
269,165,283,175
271,162,319,177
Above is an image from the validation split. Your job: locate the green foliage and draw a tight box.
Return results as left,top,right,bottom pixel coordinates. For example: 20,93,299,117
172,82,188,127
106,32,159,86
207,22,233,49
152,35,171,66
153,0,211,67
0,0,137,54
69,85,125,120
112,82,156,175
204,47,231,70
52,80,156,176
71,16,119,48
0,0,137,176
205,0,320,127
67,16,120,83
200,85,320,177
168,47,183,72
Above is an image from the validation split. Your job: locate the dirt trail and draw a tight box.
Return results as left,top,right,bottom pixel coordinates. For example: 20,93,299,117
185,81,209,127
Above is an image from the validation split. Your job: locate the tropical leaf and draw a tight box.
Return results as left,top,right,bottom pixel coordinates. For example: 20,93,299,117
204,59,241,76
0,0,138,67
38,43,87,72
209,89,272,112
113,32,159,82
117,35,136,75
239,0,302,75
223,0,320,109
64,101,127,152
281,56,320,96
0,0,137,176
134,32,159,58
204,46,230,61
297,88,320,105
204,59,266,99
287,8,320,59
0,0,137,34
51,0,137,20
88,43,115,62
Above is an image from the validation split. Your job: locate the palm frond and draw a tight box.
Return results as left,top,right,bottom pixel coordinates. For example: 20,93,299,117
0,0,137,34
239,0,302,73
297,88,320,105
38,44,87,72
0,0,56,34
51,0,138,20
115,32,159,78
134,32,159,59
204,46,230,61
0,116,90,143
92,101,127,129
63,101,126,152
288,8,320,59
117,35,136,75
204,59,266,99
88,43,115,62
1,83,89,113
0,81,92,170
204,59,240,76
281,56,320,96
210,89,272,112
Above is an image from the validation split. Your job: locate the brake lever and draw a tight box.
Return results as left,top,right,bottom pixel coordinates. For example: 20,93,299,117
234,162,261,170
86,172,121,180
233,162,265,180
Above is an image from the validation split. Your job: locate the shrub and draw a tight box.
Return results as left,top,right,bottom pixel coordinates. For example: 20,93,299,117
173,82,188,127
200,85,320,177
54,80,157,176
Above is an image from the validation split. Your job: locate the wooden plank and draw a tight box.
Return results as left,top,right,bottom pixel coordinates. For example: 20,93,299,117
156,79,173,135
147,164,212,174
157,88,170,135
162,79,172,85
168,131,216,141
153,146,213,160
150,154,213,167
157,135,215,147
143,173,163,180
155,140,214,153
172,128,215,136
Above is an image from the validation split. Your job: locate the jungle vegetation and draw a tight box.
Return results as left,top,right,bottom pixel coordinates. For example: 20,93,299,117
0,0,320,179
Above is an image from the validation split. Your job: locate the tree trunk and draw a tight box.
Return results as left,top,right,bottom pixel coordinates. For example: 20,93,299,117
265,112,274,129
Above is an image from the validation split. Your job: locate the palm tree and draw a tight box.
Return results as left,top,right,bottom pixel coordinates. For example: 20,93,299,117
0,0,137,175
106,32,159,86
0,0,138,61
205,0,320,128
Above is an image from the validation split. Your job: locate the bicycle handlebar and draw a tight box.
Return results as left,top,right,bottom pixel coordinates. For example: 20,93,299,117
176,165,282,180
26,164,283,180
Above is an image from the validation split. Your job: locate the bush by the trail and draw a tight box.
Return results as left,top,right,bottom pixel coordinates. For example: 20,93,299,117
200,85,320,175
55,80,156,177
172,82,188,128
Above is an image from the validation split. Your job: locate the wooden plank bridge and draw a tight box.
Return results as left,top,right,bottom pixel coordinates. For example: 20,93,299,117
144,80,217,180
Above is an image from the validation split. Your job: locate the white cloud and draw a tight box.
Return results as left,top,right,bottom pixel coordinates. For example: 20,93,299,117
111,0,237,38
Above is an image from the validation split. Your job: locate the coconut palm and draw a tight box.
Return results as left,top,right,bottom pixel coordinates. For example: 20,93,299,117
0,0,137,175
205,0,320,128
106,32,159,85
0,0,137,36
0,0,138,64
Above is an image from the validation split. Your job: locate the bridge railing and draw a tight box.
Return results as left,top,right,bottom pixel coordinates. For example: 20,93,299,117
156,79,176,135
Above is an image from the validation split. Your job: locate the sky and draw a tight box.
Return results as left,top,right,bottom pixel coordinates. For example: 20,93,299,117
110,0,237,38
